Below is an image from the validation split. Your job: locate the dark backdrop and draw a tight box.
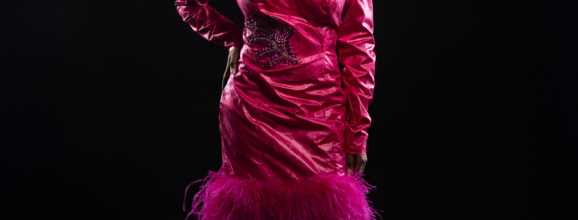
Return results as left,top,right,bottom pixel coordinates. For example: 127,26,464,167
2,0,519,219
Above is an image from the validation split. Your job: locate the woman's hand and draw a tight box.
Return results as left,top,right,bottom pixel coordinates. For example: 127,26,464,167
346,153,367,175
222,47,241,92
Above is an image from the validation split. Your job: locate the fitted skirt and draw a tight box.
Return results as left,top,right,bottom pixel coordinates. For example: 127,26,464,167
183,48,380,220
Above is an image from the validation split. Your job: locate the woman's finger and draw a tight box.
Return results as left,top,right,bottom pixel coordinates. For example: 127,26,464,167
224,52,231,75
230,48,240,75
354,154,367,174
355,159,362,174
346,153,354,175
361,155,367,173
230,60,237,75
222,55,231,92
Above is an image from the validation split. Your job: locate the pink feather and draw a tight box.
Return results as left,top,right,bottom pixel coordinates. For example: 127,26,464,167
184,167,382,220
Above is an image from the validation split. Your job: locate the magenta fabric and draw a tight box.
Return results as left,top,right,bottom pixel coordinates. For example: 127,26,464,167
183,168,379,220
176,0,378,219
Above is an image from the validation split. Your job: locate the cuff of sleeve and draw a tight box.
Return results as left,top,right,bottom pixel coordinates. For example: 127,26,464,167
228,45,238,53
343,124,368,154
226,39,243,53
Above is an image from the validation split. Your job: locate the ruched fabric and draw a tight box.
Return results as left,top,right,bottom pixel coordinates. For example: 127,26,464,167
176,0,378,219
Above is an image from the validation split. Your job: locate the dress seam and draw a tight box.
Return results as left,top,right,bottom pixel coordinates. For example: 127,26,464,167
319,28,338,173
257,72,265,179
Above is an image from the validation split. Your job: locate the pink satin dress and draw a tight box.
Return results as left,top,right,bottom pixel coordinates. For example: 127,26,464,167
176,0,378,219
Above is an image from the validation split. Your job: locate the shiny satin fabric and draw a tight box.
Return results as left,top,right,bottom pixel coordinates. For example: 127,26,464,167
175,0,375,181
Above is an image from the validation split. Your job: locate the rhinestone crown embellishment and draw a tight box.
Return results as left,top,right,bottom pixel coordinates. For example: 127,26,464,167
245,14,298,69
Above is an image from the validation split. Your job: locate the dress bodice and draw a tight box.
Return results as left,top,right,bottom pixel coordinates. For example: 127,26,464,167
175,0,375,155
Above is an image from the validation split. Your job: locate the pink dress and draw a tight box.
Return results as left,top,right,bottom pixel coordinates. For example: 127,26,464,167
175,0,378,219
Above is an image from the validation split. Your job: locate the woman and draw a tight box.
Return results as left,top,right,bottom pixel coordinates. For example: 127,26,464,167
176,0,378,219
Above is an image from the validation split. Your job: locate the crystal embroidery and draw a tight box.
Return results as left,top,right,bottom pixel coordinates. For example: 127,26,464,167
245,14,298,69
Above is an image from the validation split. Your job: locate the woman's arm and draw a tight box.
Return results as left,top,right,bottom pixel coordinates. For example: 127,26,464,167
174,0,243,52
337,0,376,156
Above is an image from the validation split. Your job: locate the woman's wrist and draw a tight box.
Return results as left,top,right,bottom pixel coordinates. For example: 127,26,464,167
228,44,243,53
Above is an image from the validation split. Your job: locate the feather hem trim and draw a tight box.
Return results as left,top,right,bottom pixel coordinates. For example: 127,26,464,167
183,167,382,220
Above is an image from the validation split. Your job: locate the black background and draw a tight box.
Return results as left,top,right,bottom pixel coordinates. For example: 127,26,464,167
1,0,525,219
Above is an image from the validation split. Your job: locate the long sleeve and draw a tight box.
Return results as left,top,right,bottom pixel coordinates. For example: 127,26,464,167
337,0,376,154
175,0,243,52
